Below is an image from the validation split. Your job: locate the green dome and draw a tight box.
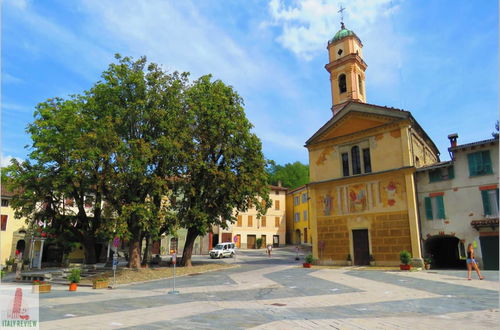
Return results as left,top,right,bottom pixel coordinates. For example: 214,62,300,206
329,23,360,44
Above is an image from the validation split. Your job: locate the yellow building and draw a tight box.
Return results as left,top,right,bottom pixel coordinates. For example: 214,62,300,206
217,185,287,248
306,23,439,266
1,186,29,266
286,185,312,245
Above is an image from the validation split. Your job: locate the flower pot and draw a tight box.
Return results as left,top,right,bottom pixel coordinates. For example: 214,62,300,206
33,283,52,294
369,261,375,266
92,280,109,289
400,264,411,271
69,283,78,291
424,263,431,270
302,263,311,268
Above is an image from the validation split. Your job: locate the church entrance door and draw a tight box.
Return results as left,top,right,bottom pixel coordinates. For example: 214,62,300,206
352,229,369,265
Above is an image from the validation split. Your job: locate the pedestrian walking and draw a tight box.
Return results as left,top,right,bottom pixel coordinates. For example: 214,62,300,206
466,243,484,280
267,244,272,257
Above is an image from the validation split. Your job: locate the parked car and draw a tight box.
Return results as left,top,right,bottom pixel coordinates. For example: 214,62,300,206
209,242,235,259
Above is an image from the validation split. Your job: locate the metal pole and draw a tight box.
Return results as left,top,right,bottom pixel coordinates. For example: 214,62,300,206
168,252,179,294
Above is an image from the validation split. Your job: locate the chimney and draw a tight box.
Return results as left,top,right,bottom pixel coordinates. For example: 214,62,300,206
277,180,282,187
448,133,458,148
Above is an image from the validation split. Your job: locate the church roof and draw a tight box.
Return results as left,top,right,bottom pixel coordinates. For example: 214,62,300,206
328,23,362,45
304,100,440,156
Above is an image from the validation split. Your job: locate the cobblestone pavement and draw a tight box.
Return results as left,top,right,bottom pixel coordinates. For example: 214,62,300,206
22,248,500,329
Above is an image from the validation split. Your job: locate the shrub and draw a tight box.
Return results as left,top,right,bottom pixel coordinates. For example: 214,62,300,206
305,254,314,264
256,238,263,249
67,268,81,283
5,258,15,266
399,250,412,265
0,269,5,279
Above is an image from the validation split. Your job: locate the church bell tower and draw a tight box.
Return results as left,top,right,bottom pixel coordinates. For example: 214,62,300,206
325,21,367,114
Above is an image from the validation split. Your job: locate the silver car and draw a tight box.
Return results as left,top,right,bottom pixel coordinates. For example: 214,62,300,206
209,242,235,259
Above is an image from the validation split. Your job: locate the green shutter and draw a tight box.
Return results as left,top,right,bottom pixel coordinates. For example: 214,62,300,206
468,153,478,176
436,195,445,219
448,166,455,179
482,190,491,215
429,170,440,182
424,197,433,220
482,151,492,174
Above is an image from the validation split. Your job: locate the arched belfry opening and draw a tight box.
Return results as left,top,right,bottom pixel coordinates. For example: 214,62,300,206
338,74,347,94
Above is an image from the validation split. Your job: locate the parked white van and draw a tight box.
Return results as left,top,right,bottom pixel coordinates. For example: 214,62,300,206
209,242,235,259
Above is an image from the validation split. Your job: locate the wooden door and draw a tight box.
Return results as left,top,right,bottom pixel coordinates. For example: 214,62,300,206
352,229,370,265
221,233,232,243
236,234,241,248
247,235,256,249
273,235,279,247
261,235,266,247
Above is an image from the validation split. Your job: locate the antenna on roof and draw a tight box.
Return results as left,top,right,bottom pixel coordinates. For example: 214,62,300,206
338,3,346,29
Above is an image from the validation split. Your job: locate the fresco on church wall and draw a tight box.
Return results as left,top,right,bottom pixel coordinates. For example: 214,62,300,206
348,183,367,213
380,179,405,207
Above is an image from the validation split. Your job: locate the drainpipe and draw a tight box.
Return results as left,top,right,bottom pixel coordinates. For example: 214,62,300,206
410,126,425,259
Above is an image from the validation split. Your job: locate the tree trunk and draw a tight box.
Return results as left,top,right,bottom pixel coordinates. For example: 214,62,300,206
128,238,142,269
179,227,199,267
141,235,151,266
83,237,97,264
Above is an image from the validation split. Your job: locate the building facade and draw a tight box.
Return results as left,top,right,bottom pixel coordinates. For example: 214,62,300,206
1,187,29,266
307,23,439,266
216,185,287,249
416,135,499,270
286,185,312,245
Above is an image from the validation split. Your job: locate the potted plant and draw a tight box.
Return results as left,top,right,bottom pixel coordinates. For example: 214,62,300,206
68,268,81,291
0,269,5,279
5,258,14,272
92,277,109,289
399,250,412,270
369,254,375,266
303,254,314,268
346,254,352,266
32,280,52,293
424,257,432,270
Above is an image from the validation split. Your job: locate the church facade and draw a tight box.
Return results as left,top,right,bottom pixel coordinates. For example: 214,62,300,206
307,23,439,266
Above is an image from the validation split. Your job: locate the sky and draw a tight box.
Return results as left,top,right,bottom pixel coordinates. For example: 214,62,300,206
1,0,498,167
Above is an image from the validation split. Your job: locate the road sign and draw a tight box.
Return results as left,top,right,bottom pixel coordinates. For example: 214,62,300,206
112,254,118,270
113,237,120,248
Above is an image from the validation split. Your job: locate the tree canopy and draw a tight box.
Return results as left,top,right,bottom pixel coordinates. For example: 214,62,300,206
266,161,309,189
6,55,269,268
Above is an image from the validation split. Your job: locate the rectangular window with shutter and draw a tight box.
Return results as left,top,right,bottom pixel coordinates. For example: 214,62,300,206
275,217,280,227
429,166,455,182
294,196,300,205
261,216,266,227
0,215,7,231
248,215,253,227
468,151,493,176
275,200,280,210
481,189,499,217
237,215,242,227
294,212,300,222
1,199,9,207
424,195,446,220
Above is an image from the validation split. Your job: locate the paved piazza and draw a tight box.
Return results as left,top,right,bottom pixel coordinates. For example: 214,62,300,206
20,248,500,329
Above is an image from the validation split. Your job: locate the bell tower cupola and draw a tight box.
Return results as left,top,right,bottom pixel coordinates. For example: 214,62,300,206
325,21,367,114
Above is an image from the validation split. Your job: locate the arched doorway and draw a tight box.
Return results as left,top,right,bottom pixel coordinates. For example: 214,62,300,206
424,236,465,269
15,240,26,255
295,229,302,245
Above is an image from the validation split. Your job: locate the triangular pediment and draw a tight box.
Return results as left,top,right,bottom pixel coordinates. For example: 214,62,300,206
306,101,410,146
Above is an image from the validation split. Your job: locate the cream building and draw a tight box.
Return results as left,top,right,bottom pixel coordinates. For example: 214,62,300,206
416,135,499,270
216,185,287,249
1,186,29,267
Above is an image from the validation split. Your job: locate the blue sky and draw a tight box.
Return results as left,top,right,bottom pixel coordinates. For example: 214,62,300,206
2,0,498,167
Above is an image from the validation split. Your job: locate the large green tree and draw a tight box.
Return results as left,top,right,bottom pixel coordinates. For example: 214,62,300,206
87,55,187,268
266,161,309,189
176,75,270,267
6,96,112,263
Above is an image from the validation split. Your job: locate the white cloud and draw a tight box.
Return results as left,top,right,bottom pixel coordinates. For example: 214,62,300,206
266,0,410,95
1,155,23,167
3,73,23,84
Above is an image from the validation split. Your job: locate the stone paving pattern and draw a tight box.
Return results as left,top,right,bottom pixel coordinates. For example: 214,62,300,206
9,248,499,329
